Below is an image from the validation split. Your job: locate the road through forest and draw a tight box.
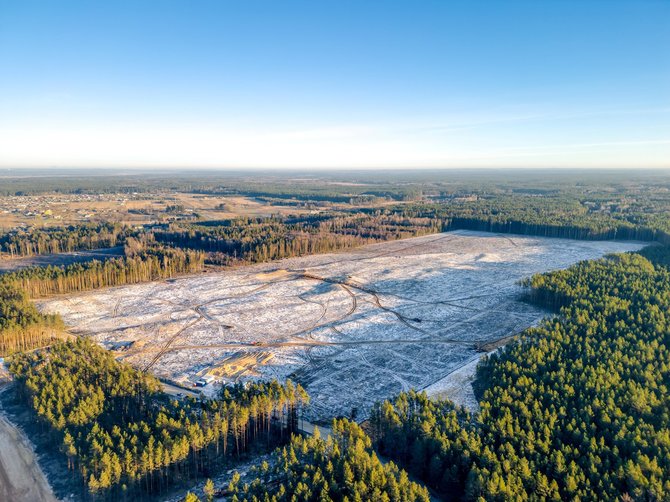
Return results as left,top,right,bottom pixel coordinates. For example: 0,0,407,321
0,388,58,502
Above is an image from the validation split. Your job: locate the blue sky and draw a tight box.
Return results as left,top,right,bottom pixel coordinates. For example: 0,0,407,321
0,0,668,168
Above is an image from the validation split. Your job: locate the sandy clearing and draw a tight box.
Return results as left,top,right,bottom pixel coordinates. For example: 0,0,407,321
0,389,59,502
422,356,483,411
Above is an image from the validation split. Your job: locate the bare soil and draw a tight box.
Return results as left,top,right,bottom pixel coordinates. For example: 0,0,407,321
0,385,61,502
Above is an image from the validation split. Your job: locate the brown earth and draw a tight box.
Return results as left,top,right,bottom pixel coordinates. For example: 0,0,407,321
0,388,58,502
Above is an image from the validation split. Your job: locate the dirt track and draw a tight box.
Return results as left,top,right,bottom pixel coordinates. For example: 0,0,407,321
0,393,58,502
40,231,647,421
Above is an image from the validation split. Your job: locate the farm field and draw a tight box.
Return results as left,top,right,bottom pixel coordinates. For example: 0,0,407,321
0,192,323,230
39,231,645,423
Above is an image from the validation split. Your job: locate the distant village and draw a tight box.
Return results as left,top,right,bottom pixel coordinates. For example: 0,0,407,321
0,192,198,230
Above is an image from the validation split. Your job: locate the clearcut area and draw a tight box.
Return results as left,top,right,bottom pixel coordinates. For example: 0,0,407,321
39,231,645,422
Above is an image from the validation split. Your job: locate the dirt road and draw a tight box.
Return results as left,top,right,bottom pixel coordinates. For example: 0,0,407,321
0,400,58,502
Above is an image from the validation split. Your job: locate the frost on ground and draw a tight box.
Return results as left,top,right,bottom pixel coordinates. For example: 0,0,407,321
38,231,645,422
422,356,483,411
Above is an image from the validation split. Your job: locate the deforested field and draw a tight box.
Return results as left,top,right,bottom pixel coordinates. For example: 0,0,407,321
39,231,645,422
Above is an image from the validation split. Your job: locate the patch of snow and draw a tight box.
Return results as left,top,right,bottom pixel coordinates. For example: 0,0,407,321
38,231,645,422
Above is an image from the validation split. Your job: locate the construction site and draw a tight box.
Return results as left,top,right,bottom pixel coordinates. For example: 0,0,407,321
38,230,644,423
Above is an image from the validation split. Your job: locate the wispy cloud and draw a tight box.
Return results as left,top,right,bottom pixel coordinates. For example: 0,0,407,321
499,139,670,152
1,101,668,168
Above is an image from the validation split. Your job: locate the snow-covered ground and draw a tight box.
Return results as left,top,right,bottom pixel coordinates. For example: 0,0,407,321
39,231,645,422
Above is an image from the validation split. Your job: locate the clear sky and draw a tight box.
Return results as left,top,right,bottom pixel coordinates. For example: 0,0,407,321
0,0,668,169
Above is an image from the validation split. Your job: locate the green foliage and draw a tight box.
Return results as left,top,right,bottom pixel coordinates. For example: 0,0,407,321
0,282,57,332
9,339,308,498
372,249,670,500
151,193,670,267
0,222,133,257
231,419,430,502
153,213,441,265
0,282,64,355
3,174,670,499
4,175,670,268
390,197,667,242
185,492,201,502
203,478,215,502
0,239,204,355
0,245,204,298
638,244,670,269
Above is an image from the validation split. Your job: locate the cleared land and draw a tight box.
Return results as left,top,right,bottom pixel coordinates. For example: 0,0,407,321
39,231,644,422
0,246,124,272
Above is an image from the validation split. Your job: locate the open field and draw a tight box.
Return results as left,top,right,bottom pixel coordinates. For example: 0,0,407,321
39,231,645,422
0,246,125,272
0,192,323,230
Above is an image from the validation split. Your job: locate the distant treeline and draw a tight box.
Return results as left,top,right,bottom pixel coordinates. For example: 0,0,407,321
389,198,670,243
0,243,204,355
152,214,440,265
9,339,309,499
1,168,669,198
0,172,421,200
151,202,669,268
371,246,670,500
0,245,204,298
0,222,134,257
3,188,670,264
1,192,669,356
194,185,421,202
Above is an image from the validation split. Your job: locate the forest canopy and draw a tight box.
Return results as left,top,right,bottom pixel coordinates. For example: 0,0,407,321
9,339,309,499
1,174,670,500
371,247,670,500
